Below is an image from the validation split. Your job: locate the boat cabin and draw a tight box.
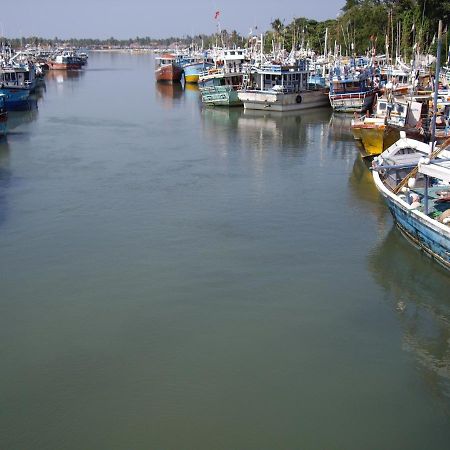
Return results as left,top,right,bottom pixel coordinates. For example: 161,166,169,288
155,54,177,67
0,66,35,89
215,48,248,74
249,61,309,93
374,96,424,128
331,76,374,95
199,72,242,89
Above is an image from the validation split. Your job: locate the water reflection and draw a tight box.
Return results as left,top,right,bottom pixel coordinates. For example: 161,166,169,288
155,82,183,108
183,83,199,94
369,228,450,404
328,113,354,141
348,155,379,203
328,113,358,160
7,107,39,133
0,139,11,226
201,107,332,156
32,83,46,102
44,69,85,83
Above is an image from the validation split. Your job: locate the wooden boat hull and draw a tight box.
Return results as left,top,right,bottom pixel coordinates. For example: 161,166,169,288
351,123,395,157
183,62,213,84
352,123,424,158
373,170,450,270
329,90,377,113
0,88,31,111
200,86,242,106
47,61,82,70
238,89,329,112
155,64,182,82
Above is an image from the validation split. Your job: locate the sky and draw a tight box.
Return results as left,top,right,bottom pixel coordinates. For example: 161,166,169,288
1,0,344,39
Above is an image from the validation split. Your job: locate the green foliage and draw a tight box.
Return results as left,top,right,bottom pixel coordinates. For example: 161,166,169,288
267,1,449,58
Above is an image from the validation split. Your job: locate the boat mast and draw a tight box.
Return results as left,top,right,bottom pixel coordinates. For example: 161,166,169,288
430,20,443,153
424,20,443,215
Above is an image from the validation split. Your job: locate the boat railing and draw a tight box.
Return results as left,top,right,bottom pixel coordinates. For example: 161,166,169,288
199,85,236,94
199,68,224,78
330,90,374,100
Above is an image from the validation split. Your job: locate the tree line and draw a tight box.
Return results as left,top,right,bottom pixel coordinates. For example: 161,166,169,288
266,1,449,59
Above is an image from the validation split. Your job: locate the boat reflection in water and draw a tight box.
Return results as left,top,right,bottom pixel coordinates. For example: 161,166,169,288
328,113,361,160
0,138,11,227
155,82,183,108
183,82,200,94
369,227,450,403
201,107,332,158
181,82,202,114
44,69,85,83
348,155,380,202
6,106,39,133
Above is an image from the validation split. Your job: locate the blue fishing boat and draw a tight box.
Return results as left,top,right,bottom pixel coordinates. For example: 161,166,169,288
0,64,35,110
0,88,31,111
0,63,37,92
372,135,450,270
0,94,7,137
180,55,214,84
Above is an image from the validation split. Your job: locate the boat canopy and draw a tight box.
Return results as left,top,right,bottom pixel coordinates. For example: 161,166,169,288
419,159,450,183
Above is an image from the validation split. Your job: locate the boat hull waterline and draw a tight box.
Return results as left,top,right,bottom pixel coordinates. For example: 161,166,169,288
373,171,450,271
238,90,330,112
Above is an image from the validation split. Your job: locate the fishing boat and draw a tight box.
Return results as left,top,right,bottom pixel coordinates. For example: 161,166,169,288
238,60,329,112
371,21,450,271
0,87,31,111
0,63,37,92
155,54,183,82
378,67,411,95
351,95,427,157
372,134,450,270
198,48,247,106
0,94,7,137
180,55,214,84
47,51,83,70
329,66,378,113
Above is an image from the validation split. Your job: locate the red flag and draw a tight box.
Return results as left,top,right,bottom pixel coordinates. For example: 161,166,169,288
214,11,220,20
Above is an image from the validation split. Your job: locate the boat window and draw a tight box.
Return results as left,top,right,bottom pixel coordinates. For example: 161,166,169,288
379,102,387,111
396,104,405,115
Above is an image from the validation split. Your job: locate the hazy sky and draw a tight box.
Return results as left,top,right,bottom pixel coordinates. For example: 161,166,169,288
1,0,344,39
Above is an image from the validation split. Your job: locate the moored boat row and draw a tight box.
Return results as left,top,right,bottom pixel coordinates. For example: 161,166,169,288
369,21,450,272
0,45,88,137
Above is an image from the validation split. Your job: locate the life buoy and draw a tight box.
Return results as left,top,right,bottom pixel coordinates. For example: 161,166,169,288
296,95,302,104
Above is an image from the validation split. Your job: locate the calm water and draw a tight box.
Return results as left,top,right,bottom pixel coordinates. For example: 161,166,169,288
1,53,449,450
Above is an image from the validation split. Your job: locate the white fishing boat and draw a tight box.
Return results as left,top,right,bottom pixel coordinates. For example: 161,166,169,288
372,135,450,270
238,60,329,112
198,48,248,106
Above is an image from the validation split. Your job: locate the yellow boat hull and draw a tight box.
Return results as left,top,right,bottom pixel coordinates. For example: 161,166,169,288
351,126,363,141
352,125,400,158
184,74,199,84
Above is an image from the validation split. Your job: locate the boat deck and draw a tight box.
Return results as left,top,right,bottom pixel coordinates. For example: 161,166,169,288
403,185,450,219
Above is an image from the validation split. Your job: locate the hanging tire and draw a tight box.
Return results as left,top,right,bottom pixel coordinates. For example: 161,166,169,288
296,95,302,104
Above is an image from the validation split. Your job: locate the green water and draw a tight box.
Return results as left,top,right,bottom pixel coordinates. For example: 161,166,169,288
0,53,449,450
